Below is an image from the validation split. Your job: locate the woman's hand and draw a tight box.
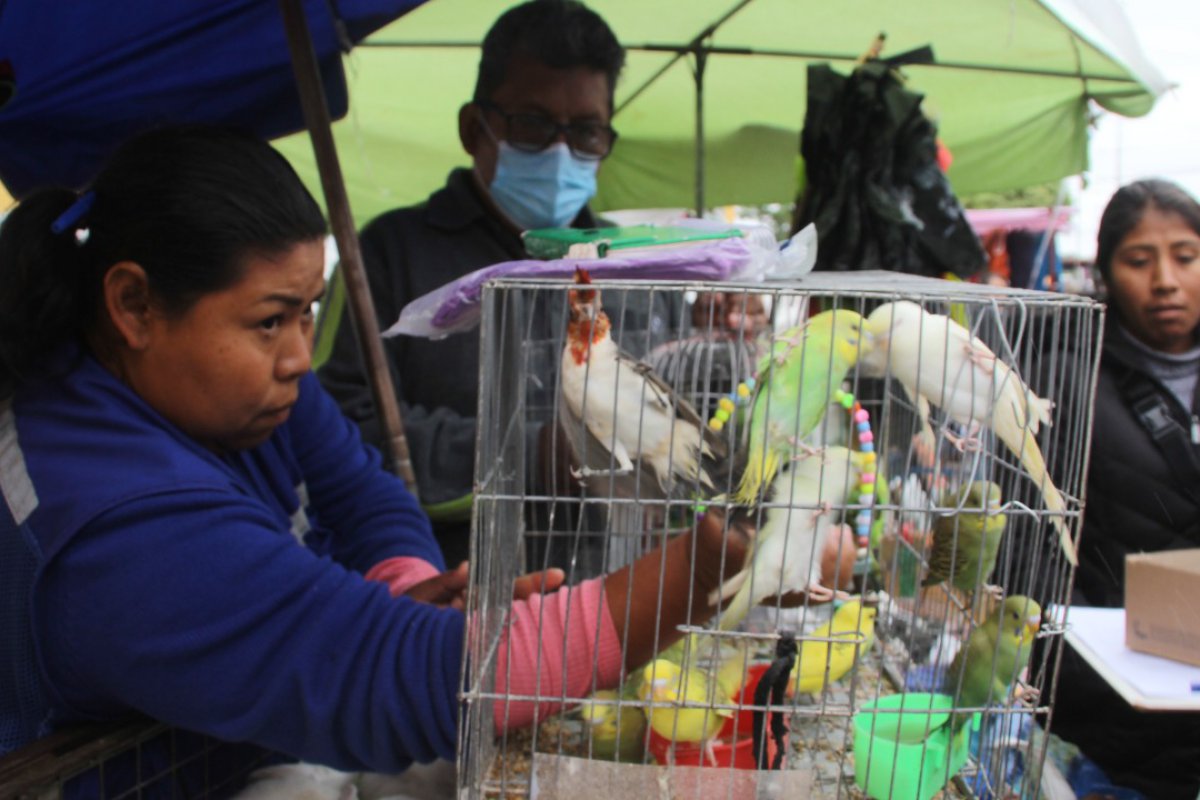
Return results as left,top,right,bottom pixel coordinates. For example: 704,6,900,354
406,563,567,611
513,568,565,600
404,561,469,610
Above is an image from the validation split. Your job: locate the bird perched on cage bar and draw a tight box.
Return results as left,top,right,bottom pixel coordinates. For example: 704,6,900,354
734,308,865,506
944,594,1042,733
923,480,1007,608
860,301,1076,565
787,596,878,697
715,445,867,631
558,268,726,498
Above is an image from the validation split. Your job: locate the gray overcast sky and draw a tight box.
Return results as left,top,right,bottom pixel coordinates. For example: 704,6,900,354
1058,0,1200,260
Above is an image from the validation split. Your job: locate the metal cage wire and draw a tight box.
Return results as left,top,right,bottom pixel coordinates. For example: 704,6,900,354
460,271,1102,799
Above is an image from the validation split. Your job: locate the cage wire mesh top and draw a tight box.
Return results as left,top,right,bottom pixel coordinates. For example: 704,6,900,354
463,271,1103,799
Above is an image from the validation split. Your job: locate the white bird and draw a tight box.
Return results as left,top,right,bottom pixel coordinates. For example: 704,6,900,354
558,268,725,497
713,446,864,631
233,763,358,800
860,301,1076,565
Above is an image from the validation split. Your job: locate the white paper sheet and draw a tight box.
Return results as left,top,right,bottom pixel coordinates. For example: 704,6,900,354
1061,605,1200,711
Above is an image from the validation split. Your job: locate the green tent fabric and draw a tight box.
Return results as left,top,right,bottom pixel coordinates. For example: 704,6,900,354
275,0,1168,227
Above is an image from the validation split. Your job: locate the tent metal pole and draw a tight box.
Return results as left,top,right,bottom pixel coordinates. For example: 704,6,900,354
277,0,419,496
693,47,707,217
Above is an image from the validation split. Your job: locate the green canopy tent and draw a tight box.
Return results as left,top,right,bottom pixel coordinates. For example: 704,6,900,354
275,0,1168,226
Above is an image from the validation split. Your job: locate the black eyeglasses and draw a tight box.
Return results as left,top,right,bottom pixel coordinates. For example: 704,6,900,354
477,101,617,161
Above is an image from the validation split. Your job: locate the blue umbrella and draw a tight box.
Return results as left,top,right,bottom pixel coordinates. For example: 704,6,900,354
0,0,424,491
0,0,422,197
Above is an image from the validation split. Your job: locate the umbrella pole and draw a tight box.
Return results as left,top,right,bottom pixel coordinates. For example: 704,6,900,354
692,47,707,217
277,0,419,496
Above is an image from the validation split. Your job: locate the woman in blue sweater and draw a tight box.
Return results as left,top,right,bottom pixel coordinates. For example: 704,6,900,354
0,125,754,792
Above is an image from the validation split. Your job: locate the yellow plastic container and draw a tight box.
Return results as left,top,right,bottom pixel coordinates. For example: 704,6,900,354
852,693,972,800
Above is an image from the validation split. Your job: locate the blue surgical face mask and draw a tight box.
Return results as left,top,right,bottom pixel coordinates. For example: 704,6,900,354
487,142,598,230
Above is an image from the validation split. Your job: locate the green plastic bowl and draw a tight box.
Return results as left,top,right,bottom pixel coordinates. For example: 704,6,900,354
852,693,971,800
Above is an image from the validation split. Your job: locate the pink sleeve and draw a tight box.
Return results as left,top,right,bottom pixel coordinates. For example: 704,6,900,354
364,556,443,597
491,577,623,733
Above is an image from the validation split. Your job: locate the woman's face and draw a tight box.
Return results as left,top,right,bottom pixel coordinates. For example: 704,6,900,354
1108,207,1200,354
127,239,326,451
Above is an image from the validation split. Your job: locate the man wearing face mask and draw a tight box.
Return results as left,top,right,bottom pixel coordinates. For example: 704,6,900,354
318,0,681,568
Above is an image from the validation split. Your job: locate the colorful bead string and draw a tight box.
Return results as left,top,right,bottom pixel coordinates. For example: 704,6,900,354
833,388,877,547
707,381,877,545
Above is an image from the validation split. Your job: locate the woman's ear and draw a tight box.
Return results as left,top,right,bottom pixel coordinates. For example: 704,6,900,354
102,261,155,350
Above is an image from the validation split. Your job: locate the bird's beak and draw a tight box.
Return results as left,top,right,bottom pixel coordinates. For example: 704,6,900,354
1024,615,1041,640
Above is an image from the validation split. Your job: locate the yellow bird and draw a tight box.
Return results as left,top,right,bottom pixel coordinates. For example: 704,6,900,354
577,688,647,762
788,598,878,697
639,655,742,766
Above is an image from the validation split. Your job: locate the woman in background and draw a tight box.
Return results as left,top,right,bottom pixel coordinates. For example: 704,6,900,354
1052,179,1200,800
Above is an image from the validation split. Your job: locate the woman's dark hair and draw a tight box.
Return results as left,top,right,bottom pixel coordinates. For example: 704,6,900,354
0,125,327,396
1095,179,1200,281
473,0,625,110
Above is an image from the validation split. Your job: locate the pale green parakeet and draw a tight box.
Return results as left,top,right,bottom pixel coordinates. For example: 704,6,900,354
734,308,864,506
860,301,1077,566
715,446,867,631
945,594,1042,732
923,480,1007,596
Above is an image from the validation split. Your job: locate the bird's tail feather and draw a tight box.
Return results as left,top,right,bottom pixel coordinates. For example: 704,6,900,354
1007,427,1077,566
734,445,782,506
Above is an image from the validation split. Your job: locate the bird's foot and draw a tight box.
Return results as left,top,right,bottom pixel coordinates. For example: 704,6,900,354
945,430,984,453
804,582,836,604
984,583,1006,602
1015,683,1041,707
704,739,720,768
964,344,997,369
809,501,834,525
787,439,822,458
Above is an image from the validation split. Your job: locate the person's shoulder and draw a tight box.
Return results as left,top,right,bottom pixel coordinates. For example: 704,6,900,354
361,169,477,239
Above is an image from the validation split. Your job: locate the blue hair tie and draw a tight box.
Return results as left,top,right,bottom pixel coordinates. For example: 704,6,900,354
50,191,95,235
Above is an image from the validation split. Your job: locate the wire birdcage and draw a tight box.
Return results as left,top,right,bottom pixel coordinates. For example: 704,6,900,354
461,271,1102,799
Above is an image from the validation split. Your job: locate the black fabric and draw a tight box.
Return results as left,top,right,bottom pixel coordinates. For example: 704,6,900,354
1048,323,1200,800
796,61,984,278
316,168,682,566
1069,326,1200,608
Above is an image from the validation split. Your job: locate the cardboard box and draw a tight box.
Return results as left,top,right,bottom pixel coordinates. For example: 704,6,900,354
1125,549,1200,667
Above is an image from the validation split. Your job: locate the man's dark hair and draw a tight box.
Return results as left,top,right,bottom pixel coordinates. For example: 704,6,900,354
473,0,625,109
1096,179,1200,281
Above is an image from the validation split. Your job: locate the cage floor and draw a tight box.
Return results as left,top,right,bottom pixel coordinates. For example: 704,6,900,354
479,644,984,799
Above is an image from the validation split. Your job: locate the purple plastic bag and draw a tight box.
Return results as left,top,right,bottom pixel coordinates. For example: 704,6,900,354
385,237,754,339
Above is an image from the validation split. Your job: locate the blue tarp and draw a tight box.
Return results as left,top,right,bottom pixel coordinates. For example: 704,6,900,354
0,0,424,198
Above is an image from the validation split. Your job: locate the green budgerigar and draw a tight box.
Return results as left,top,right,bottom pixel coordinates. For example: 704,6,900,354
923,480,1007,599
945,594,1042,731
734,308,865,506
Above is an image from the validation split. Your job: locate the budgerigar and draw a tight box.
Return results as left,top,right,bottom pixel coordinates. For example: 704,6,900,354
715,446,866,631
639,654,743,766
945,594,1042,732
734,308,865,505
923,481,1007,600
559,268,726,497
788,598,878,696
861,301,1076,565
577,685,647,762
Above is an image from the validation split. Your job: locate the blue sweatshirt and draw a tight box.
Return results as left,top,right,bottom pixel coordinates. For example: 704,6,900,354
7,346,464,772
